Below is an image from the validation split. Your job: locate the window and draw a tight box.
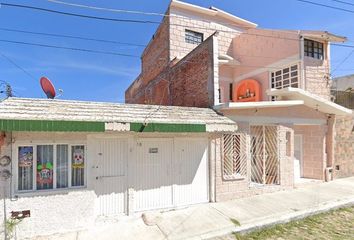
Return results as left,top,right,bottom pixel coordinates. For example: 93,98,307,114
71,145,85,187
271,64,299,90
18,146,33,191
223,133,247,180
17,144,85,192
37,145,54,190
229,83,233,101
185,29,203,44
304,39,324,60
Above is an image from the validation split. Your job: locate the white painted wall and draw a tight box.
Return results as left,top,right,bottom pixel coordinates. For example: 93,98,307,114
0,132,212,239
0,132,96,239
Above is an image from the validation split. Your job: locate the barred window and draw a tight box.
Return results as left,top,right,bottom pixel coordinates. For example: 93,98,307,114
304,39,324,60
223,133,247,180
185,29,203,44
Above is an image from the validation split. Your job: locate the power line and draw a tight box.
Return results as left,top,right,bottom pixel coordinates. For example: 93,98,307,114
332,0,354,7
2,37,354,71
332,43,354,48
0,39,140,57
0,51,37,81
0,27,146,47
2,2,352,45
44,0,354,43
47,0,167,17
0,3,161,24
331,49,354,74
295,0,354,13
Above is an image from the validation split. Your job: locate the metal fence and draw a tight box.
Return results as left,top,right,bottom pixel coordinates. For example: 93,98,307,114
332,90,354,110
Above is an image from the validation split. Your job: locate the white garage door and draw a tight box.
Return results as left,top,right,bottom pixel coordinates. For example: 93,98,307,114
93,138,127,216
134,139,173,211
173,138,209,206
134,138,208,211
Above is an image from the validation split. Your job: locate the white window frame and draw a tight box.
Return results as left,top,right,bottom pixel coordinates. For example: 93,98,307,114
270,63,300,101
185,29,204,45
13,141,87,194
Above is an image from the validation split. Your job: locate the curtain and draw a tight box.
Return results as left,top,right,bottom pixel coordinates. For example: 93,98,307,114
37,145,54,190
56,145,68,188
18,146,33,191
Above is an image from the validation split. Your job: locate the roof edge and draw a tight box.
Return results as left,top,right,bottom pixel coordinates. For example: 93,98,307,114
170,0,257,29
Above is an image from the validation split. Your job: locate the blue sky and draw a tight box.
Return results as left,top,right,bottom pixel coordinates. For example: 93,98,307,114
0,0,354,102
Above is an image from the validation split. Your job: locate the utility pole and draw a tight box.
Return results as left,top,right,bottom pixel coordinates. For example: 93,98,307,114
5,84,13,98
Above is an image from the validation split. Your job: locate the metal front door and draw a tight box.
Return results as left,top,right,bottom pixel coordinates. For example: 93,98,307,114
95,138,127,216
134,138,173,211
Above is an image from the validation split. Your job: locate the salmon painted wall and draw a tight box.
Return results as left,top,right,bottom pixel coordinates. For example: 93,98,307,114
224,29,301,102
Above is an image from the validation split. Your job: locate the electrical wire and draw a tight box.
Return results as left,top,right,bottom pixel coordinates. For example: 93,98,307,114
44,0,354,44
331,49,354,74
0,2,341,43
295,0,354,13
0,39,140,58
0,27,146,47
47,0,167,17
0,51,37,81
332,0,354,7
2,38,354,72
0,3,161,24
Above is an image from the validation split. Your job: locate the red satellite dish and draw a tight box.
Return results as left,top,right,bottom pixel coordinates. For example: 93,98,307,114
40,77,56,99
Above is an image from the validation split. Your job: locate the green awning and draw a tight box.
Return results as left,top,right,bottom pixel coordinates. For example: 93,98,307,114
0,119,105,132
0,119,207,133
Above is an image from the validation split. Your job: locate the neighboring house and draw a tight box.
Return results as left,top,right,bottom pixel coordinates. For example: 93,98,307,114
332,74,354,109
332,74,354,178
125,0,353,201
0,97,236,238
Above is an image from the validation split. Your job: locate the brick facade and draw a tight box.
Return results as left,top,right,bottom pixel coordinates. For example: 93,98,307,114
304,54,331,100
123,1,352,203
125,15,170,104
293,125,327,180
169,8,240,60
210,125,294,202
126,34,217,107
334,114,354,178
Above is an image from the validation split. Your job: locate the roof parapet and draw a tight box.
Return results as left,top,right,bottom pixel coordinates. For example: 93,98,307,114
170,0,257,29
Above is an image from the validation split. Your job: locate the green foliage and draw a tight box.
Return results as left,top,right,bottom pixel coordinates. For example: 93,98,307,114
230,218,241,226
3,218,22,239
231,206,354,240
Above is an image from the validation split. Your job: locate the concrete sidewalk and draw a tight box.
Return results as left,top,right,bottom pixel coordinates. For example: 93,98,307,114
43,177,354,240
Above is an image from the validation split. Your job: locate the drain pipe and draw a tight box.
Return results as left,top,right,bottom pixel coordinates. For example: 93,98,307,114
325,114,336,181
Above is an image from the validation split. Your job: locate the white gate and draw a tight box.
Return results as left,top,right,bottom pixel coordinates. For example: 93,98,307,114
250,126,279,185
134,138,173,211
94,138,127,216
173,138,209,206
134,138,209,211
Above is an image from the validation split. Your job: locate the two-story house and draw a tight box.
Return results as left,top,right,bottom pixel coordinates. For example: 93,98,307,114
126,0,353,201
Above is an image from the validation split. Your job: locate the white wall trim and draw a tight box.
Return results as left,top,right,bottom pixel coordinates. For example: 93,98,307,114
233,54,301,83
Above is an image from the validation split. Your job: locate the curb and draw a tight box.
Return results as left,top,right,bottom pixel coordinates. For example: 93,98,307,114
193,197,354,240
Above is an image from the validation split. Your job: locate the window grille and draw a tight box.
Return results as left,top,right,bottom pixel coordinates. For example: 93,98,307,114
304,39,324,60
185,29,203,44
223,133,247,180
